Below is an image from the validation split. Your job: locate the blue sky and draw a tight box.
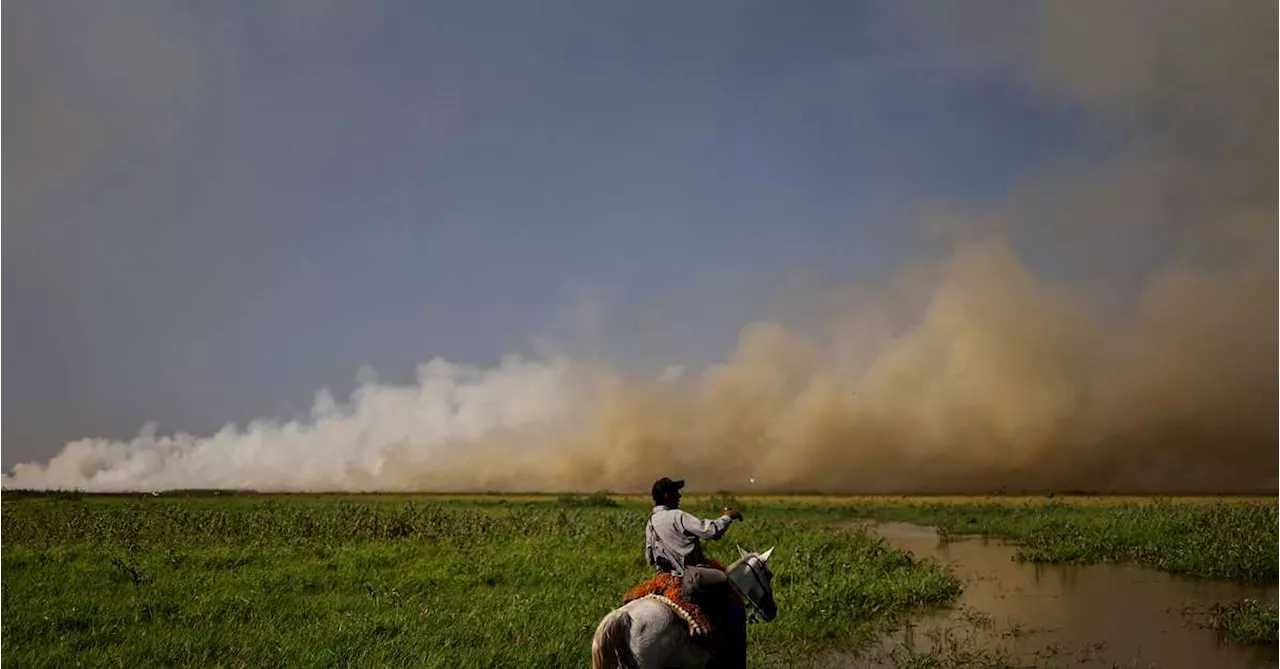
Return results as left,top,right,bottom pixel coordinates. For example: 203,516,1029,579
5,0,1265,469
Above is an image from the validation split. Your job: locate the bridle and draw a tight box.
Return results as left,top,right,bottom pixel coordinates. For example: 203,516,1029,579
728,556,772,624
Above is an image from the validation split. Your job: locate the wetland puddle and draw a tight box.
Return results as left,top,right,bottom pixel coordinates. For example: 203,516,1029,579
848,521,1278,668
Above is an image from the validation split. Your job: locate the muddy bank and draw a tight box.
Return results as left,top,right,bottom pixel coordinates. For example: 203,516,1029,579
846,521,1278,668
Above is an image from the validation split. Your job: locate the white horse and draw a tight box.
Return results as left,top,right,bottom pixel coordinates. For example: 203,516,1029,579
591,546,778,669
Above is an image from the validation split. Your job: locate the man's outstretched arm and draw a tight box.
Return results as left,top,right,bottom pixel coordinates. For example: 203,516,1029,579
677,508,742,540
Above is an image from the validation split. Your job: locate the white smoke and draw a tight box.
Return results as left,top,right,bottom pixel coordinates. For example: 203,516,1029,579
2,354,599,491
5,0,1273,494
3,230,1274,494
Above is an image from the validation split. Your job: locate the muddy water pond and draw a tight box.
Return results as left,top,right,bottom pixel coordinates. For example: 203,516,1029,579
857,522,1277,668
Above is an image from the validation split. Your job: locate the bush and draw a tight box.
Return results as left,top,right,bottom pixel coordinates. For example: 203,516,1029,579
554,491,619,507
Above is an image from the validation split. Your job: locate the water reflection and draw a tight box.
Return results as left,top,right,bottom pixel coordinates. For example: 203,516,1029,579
862,521,1277,669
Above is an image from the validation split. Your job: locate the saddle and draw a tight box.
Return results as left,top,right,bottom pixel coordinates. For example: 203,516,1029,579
620,558,739,639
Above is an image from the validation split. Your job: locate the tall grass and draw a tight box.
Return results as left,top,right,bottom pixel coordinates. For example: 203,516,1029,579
1,495,960,668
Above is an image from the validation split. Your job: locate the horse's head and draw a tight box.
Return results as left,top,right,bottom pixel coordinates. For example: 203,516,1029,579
728,545,778,622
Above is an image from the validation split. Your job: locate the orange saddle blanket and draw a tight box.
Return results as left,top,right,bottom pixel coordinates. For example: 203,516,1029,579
620,559,734,637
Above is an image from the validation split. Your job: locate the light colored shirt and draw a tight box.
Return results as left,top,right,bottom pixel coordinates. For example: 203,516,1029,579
644,505,734,576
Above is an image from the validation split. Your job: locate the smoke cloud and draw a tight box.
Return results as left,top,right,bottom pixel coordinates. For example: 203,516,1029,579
4,0,1275,493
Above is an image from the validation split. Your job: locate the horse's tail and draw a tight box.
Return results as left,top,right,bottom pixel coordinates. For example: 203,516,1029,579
591,606,639,669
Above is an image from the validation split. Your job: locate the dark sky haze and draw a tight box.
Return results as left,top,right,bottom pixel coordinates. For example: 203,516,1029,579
4,1,1274,492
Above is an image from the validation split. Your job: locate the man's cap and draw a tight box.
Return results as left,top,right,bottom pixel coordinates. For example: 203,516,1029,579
652,477,685,497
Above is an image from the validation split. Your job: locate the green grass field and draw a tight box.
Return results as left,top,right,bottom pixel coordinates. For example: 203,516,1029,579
2,493,1275,667
1,493,962,668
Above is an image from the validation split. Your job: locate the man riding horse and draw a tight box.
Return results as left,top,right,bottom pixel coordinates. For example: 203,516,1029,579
645,477,748,668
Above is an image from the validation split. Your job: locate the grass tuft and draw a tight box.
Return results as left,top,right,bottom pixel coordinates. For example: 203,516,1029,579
1207,599,1279,646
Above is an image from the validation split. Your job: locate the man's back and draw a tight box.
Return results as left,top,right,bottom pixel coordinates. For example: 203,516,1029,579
642,478,748,669
645,505,734,575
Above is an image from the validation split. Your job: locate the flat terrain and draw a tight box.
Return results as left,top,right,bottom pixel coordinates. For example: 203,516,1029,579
1,493,960,668
2,492,1275,667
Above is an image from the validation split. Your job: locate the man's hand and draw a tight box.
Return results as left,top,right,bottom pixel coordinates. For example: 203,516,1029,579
723,507,744,521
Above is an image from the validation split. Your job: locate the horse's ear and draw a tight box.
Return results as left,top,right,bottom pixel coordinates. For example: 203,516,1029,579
737,545,750,560
759,546,774,562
